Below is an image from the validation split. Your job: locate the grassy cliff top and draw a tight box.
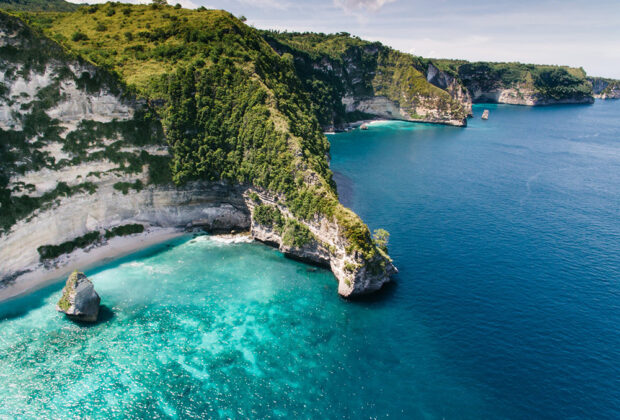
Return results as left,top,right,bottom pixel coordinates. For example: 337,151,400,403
262,31,381,62
0,0,78,12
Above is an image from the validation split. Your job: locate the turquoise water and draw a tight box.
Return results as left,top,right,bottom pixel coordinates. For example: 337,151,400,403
1,102,619,418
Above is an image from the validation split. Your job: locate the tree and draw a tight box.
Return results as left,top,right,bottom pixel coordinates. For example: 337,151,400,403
373,228,390,253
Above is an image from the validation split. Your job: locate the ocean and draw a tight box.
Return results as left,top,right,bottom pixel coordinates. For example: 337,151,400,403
0,101,618,418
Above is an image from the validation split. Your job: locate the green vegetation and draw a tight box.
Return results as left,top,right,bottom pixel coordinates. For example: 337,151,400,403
253,204,285,232
0,11,166,233
57,270,81,311
588,76,620,96
372,228,390,253
37,231,101,261
24,5,358,243
113,180,144,194
104,223,145,239
0,0,78,12
1,6,390,268
38,224,146,261
248,191,260,203
281,219,314,248
252,204,314,248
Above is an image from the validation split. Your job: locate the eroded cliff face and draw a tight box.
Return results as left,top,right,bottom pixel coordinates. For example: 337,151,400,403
426,63,473,116
0,181,250,281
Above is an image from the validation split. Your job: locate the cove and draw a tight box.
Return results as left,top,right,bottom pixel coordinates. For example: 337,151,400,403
1,102,619,418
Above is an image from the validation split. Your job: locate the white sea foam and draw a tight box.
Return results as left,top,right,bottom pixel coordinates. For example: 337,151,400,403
193,234,253,245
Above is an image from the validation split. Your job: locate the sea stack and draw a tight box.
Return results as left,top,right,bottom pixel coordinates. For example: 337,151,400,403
482,110,490,120
56,271,100,323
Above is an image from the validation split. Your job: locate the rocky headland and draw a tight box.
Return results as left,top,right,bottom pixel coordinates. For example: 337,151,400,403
0,8,394,300
0,3,605,303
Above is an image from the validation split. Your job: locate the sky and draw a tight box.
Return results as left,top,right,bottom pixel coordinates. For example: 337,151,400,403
68,0,620,78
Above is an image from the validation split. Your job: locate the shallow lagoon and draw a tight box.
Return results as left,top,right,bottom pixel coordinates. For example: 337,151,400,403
1,102,619,418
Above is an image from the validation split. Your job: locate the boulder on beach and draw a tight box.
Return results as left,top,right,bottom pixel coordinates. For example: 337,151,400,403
360,123,369,130
56,271,100,322
482,110,490,120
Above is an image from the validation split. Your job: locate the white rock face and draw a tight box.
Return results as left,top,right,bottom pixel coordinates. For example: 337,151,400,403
1,181,394,298
47,79,134,126
10,160,120,197
0,182,250,280
343,95,467,127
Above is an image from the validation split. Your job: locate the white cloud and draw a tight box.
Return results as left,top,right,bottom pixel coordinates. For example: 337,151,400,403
334,0,396,13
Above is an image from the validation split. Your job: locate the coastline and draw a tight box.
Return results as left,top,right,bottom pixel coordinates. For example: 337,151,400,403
324,119,390,134
0,227,187,303
324,116,467,134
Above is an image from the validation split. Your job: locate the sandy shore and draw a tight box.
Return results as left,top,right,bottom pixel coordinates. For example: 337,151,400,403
0,227,187,303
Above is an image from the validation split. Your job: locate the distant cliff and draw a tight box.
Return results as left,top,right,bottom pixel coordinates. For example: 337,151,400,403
262,31,470,129
262,32,595,128
428,60,594,107
588,77,620,99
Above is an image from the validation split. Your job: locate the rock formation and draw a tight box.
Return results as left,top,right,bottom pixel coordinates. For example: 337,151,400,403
588,77,620,99
56,271,100,322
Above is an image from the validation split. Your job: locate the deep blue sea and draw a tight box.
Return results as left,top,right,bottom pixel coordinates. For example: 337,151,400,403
1,102,619,419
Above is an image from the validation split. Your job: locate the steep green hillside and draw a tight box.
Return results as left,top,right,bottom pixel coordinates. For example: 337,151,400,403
0,0,78,12
20,4,388,263
262,31,469,127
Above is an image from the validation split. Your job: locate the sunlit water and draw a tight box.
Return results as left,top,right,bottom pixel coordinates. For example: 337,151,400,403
1,102,619,418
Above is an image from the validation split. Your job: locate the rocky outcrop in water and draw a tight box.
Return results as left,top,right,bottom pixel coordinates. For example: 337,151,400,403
56,271,100,322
